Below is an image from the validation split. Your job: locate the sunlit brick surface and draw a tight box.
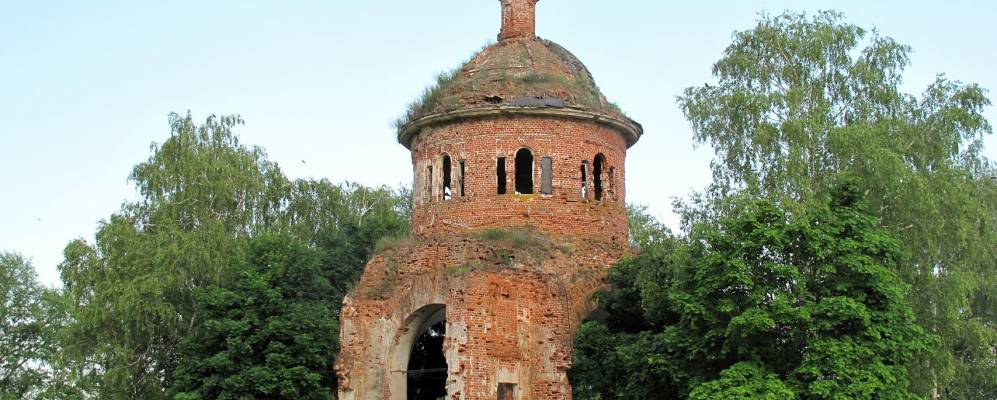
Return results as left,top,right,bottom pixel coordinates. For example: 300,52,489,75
335,1,641,398
409,115,629,243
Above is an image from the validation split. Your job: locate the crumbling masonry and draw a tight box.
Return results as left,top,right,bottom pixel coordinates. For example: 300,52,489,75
335,1,643,399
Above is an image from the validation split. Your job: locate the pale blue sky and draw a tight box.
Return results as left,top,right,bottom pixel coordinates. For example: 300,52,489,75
2,0,995,286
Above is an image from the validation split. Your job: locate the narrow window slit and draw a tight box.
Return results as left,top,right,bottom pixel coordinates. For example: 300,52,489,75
515,148,534,194
427,165,434,202
497,157,507,195
459,160,466,197
541,156,552,195
580,161,589,199
442,155,452,201
608,166,616,201
594,154,605,201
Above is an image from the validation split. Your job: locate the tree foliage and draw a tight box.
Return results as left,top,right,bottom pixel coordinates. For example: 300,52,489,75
286,180,411,301
171,233,337,400
571,179,933,399
57,112,410,399
626,204,673,252
688,362,794,400
58,113,287,399
676,11,996,398
0,253,68,399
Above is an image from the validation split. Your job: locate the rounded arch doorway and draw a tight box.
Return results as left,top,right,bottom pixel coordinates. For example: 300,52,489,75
389,304,448,400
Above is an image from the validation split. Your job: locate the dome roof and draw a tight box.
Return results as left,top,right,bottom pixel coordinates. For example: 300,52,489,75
395,37,635,133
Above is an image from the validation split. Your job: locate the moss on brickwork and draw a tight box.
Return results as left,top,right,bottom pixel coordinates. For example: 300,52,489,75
471,227,571,269
373,234,415,253
372,227,570,259
362,228,576,293
473,226,570,255
340,5,640,396
394,38,626,130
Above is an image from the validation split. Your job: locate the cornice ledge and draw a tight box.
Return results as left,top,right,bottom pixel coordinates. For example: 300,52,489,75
397,106,643,149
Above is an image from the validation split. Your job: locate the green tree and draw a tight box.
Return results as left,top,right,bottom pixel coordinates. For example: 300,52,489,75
285,180,410,300
677,11,996,398
57,112,411,399
171,233,337,400
58,112,290,399
689,363,795,400
0,253,68,399
571,179,933,399
626,204,673,252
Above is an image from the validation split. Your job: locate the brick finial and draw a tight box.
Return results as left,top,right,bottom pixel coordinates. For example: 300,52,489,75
499,0,539,40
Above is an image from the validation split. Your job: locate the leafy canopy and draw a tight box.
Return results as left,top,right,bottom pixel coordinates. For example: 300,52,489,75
1,253,70,399
58,113,289,399
676,10,996,398
571,179,933,400
57,112,410,399
171,233,338,400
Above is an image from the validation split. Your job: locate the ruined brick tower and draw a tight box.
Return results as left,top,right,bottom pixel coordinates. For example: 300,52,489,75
336,1,642,399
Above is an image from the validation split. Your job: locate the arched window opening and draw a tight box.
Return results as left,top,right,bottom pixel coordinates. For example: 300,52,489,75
580,161,589,199
407,318,447,400
541,156,553,195
515,148,534,194
593,154,606,201
442,155,452,201
497,157,507,195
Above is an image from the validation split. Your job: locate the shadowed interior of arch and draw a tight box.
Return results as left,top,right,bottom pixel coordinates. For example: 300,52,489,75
406,310,447,399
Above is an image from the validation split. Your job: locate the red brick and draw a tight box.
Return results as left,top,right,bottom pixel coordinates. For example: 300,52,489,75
335,2,641,399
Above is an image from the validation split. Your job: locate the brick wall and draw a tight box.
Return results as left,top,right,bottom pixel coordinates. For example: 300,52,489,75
409,115,630,245
336,234,625,400
336,110,636,399
336,7,643,391
499,0,539,40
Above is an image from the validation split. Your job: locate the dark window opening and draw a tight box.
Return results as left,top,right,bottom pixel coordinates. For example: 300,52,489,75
497,157,507,195
608,166,616,201
442,155,452,201
541,157,552,195
407,320,447,400
498,383,516,400
580,161,589,199
459,160,466,197
593,154,605,201
426,165,434,202
515,148,534,194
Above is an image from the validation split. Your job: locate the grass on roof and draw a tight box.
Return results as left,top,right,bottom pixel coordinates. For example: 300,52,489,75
392,39,627,131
